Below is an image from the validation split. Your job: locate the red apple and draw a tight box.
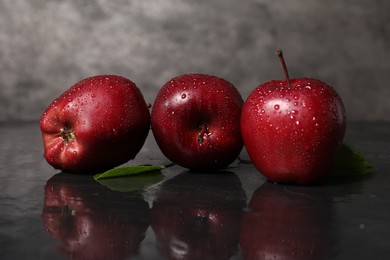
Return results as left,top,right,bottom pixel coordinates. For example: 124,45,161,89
41,173,150,259
151,171,246,259
151,73,244,170
40,75,150,173
241,50,346,184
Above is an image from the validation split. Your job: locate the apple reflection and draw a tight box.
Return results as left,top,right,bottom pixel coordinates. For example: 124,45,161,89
151,171,246,260
41,173,150,260
240,183,335,260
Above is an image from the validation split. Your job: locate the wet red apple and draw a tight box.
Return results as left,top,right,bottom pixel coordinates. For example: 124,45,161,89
151,73,244,170
241,50,346,184
40,75,150,173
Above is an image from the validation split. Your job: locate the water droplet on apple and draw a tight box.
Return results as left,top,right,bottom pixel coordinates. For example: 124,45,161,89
293,101,299,106
181,93,186,99
291,110,298,115
91,94,96,98
274,104,280,110
312,116,316,121
295,121,300,125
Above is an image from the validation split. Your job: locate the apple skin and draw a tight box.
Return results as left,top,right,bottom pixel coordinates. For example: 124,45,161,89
41,173,150,259
40,75,150,173
241,77,346,184
151,171,246,259
151,73,244,170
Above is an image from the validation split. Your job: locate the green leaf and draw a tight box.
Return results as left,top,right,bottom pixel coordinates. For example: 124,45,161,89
93,165,165,180
332,142,375,177
96,171,164,192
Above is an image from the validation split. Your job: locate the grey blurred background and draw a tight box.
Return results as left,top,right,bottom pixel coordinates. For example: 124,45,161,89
0,0,389,122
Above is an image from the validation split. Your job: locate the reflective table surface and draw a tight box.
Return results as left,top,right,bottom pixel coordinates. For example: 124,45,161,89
1,122,390,259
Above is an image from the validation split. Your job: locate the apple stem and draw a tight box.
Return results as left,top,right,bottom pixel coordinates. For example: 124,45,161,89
197,123,209,144
276,49,290,86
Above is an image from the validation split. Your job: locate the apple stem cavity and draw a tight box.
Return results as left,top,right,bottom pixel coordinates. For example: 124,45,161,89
60,128,75,143
276,49,290,86
197,123,209,144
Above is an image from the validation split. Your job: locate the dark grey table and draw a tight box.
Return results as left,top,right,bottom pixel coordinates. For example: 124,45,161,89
1,122,389,259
